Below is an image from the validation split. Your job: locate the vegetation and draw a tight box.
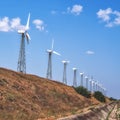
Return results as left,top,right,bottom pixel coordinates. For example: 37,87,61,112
109,97,117,101
74,86,91,98
94,91,106,102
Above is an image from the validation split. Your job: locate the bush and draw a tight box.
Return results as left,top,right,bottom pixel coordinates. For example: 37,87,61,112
74,86,91,98
109,97,117,101
94,91,106,102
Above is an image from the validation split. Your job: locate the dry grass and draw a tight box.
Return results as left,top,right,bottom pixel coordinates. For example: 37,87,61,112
0,67,102,120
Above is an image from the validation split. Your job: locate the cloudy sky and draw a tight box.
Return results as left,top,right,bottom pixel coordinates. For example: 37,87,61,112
0,0,120,99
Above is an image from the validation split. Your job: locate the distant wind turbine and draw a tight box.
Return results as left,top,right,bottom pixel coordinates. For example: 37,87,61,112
89,76,94,93
85,76,88,90
46,39,61,79
73,68,77,87
17,13,31,73
62,60,69,85
80,72,84,87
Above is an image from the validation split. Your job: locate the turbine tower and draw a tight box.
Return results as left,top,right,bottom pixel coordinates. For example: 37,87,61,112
89,79,92,92
46,39,61,79
85,76,88,90
89,76,93,93
17,13,31,73
95,81,98,91
80,72,84,87
94,81,98,92
62,60,69,85
92,80,95,93
73,68,77,87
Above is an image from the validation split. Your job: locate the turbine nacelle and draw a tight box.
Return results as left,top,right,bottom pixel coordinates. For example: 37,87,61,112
62,60,70,64
18,30,25,34
47,39,61,56
47,49,52,53
85,76,88,79
80,72,84,76
18,13,31,43
73,67,77,70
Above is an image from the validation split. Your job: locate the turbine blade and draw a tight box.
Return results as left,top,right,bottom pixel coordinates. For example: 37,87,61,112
25,13,30,30
26,32,31,44
53,51,61,56
51,38,54,50
26,32,31,40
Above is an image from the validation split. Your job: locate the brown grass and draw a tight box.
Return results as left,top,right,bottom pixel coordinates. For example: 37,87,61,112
0,67,102,120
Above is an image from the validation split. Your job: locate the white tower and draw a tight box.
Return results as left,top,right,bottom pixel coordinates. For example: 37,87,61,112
62,60,69,85
85,76,88,90
80,72,84,87
73,68,77,87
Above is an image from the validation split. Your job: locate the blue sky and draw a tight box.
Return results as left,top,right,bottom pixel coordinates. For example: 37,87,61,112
0,0,120,99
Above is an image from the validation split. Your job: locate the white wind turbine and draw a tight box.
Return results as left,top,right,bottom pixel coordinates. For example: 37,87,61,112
85,75,89,90
46,39,61,79
17,13,31,73
80,72,84,87
62,60,69,85
73,68,77,87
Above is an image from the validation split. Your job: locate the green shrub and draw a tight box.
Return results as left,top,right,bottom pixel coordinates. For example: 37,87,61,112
74,86,91,98
109,97,117,101
94,91,106,102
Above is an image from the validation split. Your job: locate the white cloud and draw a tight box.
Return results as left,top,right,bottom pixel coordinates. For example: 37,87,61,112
97,8,120,27
10,17,25,30
0,16,26,32
71,5,83,15
33,19,45,31
114,17,120,25
67,4,83,15
0,16,46,32
97,8,112,22
86,50,95,55
0,17,10,32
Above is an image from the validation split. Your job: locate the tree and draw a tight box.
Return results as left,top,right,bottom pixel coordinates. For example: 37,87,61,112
94,91,106,102
109,97,117,101
74,86,91,98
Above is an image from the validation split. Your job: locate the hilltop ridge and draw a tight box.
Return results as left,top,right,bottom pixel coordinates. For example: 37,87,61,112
0,67,101,120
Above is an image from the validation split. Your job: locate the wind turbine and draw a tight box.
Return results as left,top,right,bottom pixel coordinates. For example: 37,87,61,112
94,81,97,91
73,68,77,87
88,76,94,93
85,76,88,90
46,39,61,79
89,79,92,92
62,60,69,85
103,87,106,96
80,72,84,87
17,13,31,73
94,81,98,92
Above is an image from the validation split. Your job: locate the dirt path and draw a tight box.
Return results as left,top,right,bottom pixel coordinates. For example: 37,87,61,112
107,104,117,120
58,102,116,120
106,101,120,120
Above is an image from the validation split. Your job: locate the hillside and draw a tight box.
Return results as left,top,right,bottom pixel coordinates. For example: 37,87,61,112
0,68,100,120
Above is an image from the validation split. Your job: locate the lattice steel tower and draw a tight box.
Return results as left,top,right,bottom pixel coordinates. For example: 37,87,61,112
46,51,52,79
17,34,26,73
17,13,31,73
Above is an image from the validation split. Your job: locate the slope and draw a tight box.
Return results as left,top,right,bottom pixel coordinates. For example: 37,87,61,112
0,68,98,120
